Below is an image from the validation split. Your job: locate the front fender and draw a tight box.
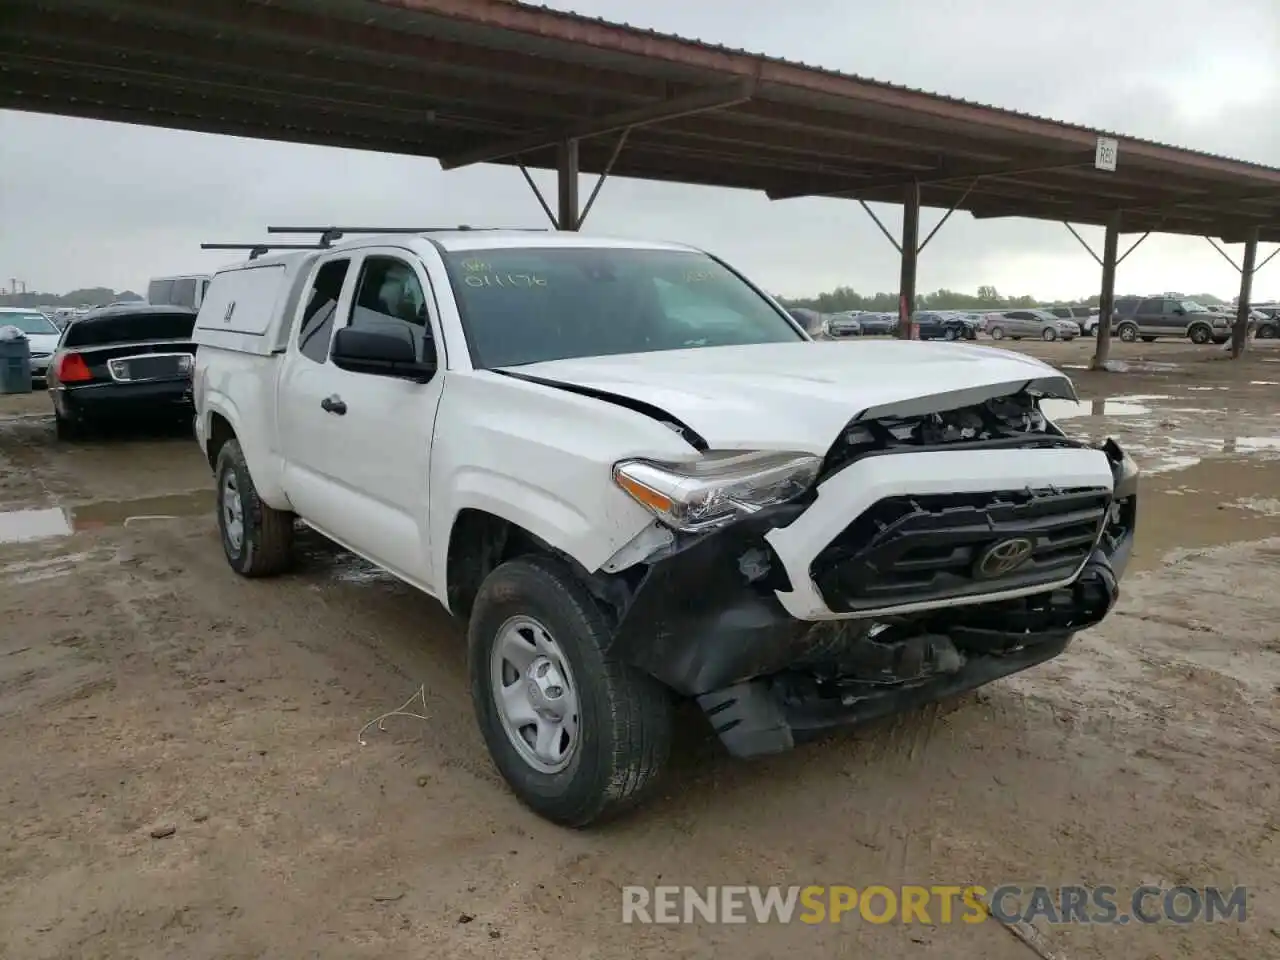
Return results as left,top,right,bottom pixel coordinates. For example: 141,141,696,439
439,466,651,587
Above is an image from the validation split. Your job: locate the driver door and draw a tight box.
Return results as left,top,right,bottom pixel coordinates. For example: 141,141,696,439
279,249,445,591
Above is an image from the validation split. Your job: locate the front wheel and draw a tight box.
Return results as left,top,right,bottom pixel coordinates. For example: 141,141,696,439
989,326,1004,340
469,556,673,827
215,438,294,577
1041,327,1058,341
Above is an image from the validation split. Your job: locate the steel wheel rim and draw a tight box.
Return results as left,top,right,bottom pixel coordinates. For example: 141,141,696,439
490,615,580,774
221,472,245,551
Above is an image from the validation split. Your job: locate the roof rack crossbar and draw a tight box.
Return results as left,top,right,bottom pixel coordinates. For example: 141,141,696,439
201,242,327,260
265,225,549,247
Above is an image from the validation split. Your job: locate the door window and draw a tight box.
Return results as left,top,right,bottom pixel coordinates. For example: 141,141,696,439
148,278,175,305
347,256,431,361
172,278,198,308
298,259,351,364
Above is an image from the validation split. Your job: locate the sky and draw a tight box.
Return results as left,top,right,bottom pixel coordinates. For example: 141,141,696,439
1,0,1278,302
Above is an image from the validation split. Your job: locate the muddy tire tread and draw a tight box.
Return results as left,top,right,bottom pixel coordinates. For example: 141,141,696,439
215,438,293,578
468,555,672,827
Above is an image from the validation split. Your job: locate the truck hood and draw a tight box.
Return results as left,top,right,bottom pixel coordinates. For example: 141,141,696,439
501,341,1075,454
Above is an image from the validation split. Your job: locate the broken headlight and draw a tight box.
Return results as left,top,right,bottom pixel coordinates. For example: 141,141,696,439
613,451,821,533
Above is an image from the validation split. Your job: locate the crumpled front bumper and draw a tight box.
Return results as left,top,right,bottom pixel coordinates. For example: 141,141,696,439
605,439,1137,757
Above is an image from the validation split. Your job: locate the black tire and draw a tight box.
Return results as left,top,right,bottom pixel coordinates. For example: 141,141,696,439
1258,324,1276,339
214,438,294,577
989,326,1004,340
469,555,673,827
1117,323,1140,343
1041,327,1057,341
1188,324,1212,345
943,327,958,341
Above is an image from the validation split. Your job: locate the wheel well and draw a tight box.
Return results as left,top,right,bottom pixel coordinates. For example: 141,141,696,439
445,509,634,623
206,413,235,472
446,510,551,619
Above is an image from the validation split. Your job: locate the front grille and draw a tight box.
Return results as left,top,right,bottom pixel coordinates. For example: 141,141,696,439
811,486,1111,614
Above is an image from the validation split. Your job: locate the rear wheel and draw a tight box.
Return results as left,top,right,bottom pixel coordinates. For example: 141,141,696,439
1117,323,1140,343
989,326,1004,340
54,413,84,441
469,556,673,827
1188,324,1212,345
1041,327,1057,341
215,438,294,577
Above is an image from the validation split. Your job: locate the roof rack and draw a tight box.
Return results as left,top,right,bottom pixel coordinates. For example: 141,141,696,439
266,225,548,247
201,242,326,261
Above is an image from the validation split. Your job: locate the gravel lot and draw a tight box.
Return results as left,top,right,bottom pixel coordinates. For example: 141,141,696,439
1,339,1278,959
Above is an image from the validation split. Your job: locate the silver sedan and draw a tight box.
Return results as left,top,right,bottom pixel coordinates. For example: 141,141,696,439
986,310,1079,342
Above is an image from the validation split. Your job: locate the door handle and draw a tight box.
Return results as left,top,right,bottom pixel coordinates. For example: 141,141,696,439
320,395,347,416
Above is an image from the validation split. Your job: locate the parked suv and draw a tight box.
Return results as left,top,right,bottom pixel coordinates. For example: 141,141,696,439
191,230,1137,826
1254,306,1279,339
1112,297,1229,344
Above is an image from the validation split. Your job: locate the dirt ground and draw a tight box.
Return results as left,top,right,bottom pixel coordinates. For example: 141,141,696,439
1,339,1278,960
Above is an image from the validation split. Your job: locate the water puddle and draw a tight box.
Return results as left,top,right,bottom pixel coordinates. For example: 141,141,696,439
294,526,399,586
1041,395,1173,420
1133,456,1280,570
0,491,211,545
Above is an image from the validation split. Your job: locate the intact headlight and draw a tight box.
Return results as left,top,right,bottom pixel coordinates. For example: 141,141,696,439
613,451,821,533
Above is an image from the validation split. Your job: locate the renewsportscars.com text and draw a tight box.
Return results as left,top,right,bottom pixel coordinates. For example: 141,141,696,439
621,884,1248,926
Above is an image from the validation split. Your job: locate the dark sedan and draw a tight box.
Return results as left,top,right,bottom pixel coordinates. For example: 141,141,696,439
915,312,977,341
46,305,197,440
854,312,897,336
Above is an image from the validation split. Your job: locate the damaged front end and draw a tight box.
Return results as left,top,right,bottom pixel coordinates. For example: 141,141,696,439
603,388,1138,759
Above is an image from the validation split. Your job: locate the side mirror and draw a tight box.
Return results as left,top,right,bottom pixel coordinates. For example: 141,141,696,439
331,327,436,382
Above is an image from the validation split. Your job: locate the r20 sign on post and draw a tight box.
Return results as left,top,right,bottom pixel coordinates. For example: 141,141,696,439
1095,136,1118,172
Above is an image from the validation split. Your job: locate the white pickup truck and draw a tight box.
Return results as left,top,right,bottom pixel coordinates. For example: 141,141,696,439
192,229,1138,826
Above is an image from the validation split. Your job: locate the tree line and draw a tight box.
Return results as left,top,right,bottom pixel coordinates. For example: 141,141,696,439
777,285,1228,313
0,288,143,309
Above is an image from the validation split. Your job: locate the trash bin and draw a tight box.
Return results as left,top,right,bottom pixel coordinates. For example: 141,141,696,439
0,325,33,394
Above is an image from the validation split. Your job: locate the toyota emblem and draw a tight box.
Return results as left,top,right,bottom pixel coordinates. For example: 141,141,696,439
974,537,1035,579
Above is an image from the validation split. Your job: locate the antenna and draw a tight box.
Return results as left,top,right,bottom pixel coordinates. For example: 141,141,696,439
201,242,326,260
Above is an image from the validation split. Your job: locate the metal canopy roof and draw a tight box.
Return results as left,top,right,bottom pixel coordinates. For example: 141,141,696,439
3,0,1279,243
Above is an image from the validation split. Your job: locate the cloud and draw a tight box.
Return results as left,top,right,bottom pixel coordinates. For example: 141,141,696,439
1,0,1277,301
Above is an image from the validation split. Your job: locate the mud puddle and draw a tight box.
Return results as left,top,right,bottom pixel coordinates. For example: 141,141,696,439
1041,394,1172,419
0,491,211,544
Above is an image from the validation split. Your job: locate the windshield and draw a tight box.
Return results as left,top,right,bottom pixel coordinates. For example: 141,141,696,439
0,313,58,335
1181,300,1208,313
442,247,804,368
